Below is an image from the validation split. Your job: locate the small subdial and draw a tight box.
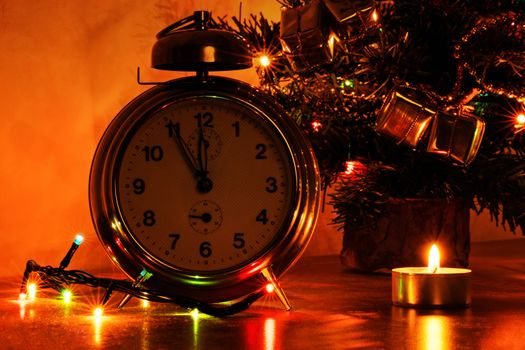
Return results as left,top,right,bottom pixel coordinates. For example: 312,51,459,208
188,127,222,161
188,200,223,235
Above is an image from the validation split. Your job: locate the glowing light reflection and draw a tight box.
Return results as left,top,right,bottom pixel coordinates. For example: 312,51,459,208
372,9,379,22
345,161,355,175
264,318,276,350
19,302,26,320
192,309,200,349
328,33,338,58
93,308,104,345
423,316,448,350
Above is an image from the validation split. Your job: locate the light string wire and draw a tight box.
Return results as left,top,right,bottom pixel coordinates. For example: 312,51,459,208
19,251,264,318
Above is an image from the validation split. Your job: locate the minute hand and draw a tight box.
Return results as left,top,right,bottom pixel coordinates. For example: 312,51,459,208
174,128,200,176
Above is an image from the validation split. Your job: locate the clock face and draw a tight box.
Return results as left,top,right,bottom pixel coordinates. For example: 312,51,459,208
115,96,296,273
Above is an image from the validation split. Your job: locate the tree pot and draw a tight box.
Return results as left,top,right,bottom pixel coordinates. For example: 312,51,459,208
340,198,470,271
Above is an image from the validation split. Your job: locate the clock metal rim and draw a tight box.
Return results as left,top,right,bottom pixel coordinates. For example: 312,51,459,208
114,94,298,276
89,76,320,302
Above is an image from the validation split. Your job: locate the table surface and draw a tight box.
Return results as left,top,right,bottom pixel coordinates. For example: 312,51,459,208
2,239,525,350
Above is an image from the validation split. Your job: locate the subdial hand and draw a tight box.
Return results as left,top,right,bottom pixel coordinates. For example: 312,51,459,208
188,213,212,223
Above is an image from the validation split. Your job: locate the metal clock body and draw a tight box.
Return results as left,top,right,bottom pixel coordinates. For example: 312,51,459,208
89,75,320,304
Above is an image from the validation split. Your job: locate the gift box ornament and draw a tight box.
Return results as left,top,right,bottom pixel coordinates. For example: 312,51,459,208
280,0,337,71
323,0,377,27
426,110,485,166
375,89,436,148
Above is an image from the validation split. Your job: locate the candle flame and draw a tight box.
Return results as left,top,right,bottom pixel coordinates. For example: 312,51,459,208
427,244,440,273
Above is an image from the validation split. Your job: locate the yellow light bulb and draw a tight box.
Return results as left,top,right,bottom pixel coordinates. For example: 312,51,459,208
27,283,37,301
311,121,322,132
62,290,72,303
265,283,275,294
516,113,525,125
94,307,103,318
259,55,270,67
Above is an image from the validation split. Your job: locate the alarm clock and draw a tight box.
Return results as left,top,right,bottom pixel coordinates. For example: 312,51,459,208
89,11,320,311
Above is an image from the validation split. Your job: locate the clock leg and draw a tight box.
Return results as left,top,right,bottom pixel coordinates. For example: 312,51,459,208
100,282,115,307
117,269,153,309
261,267,291,311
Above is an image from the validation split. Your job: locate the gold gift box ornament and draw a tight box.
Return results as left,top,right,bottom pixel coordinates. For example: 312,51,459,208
375,88,436,148
376,88,485,166
322,0,377,27
279,0,377,71
280,0,337,71
426,107,485,166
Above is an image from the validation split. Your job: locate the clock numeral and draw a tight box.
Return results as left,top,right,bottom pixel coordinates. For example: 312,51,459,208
200,241,212,258
169,233,180,250
132,178,145,194
255,144,267,159
233,233,245,249
265,177,278,193
256,209,269,225
142,145,164,162
232,121,240,137
165,120,180,138
195,112,214,128
143,210,156,226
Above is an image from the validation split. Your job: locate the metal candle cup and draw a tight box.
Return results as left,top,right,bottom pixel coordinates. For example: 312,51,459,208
392,267,471,308
392,244,471,308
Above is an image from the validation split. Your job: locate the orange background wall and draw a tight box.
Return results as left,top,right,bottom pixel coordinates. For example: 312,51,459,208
0,1,513,278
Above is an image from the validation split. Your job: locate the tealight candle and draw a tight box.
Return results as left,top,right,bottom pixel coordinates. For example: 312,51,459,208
392,244,471,308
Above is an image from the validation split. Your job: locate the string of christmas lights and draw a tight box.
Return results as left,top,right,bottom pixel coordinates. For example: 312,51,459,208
19,234,269,317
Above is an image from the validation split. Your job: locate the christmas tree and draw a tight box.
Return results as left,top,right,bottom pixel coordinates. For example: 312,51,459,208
213,0,525,235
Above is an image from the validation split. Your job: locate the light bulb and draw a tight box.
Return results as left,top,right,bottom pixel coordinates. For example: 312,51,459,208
74,234,84,246
27,283,37,301
62,289,72,303
94,307,103,318
258,55,271,67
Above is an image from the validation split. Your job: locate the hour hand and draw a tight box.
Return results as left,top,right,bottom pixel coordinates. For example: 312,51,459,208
196,125,209,173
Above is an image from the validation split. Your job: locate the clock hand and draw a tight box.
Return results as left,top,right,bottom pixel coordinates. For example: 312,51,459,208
188,212,212,223
195,124,213,193
174,127,213,193
196,124,209,174
174,128,200,176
